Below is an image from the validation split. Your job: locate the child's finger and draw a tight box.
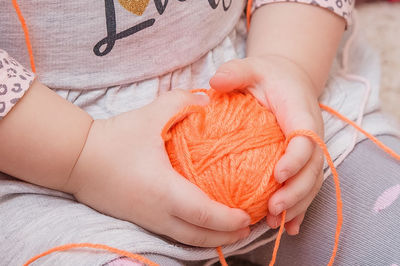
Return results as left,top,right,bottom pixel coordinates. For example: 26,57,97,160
285,213,306,235
268,190,313,228
267,171,323,228
274,136,314,183
149,89,209,126
164,217,250,247
209,58,261,92
268,148,323,216
167,170,251,232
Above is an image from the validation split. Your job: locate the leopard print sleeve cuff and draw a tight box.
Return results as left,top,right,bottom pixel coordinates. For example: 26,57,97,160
252,0,353,27
0,49,35,120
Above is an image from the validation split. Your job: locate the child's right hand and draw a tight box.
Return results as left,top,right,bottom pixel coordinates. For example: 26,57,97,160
64,89,251,248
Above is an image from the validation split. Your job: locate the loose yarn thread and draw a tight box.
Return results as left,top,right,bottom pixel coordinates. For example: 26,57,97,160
12,1,400,266
11,0,35,73
23,243,158,266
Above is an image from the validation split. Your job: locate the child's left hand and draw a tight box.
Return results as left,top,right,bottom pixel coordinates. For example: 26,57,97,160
210,55,325,235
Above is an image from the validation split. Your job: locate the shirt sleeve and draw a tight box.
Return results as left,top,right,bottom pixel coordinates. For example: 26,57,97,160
252,0,354,27
0,49,35,120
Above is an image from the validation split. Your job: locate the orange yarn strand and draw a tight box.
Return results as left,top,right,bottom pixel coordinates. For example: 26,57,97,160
11,0,36,73
23,243,158,266
217,247,228,266
247,0,253,30
320,104,400,161
287,130,343,266
269,210,286,266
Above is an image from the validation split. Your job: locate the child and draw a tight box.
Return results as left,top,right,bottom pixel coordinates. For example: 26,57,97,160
0,0,399,265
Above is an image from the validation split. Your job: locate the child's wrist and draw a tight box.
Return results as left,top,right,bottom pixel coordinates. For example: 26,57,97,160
62,118,104,196
0,80,95,192
62,118,95,195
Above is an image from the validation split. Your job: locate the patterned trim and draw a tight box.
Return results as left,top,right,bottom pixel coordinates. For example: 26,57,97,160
0,49,35,120
253,0,354,26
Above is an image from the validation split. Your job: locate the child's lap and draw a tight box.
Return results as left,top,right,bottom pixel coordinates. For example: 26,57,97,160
0,135,399,266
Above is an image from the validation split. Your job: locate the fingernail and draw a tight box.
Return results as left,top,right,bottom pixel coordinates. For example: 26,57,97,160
268,216,279,229
274,217,279,229
291,224,300,235
274,203,284,216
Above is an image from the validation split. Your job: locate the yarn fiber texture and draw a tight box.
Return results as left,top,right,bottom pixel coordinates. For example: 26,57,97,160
163,89,286,224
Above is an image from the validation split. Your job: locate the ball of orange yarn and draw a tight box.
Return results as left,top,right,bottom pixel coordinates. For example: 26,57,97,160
163,89,286,224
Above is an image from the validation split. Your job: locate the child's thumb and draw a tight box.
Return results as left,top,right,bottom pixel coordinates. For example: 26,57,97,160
154,89,209,127
209,58,260,93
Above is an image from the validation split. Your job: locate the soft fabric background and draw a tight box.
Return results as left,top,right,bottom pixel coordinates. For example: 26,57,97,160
358,2,400,121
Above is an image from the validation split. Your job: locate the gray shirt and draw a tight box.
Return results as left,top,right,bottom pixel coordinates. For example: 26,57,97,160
1,0,245,89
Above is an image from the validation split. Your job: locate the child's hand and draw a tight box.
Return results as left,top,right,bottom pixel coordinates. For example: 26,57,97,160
65,90,251,247
210,55,325,235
